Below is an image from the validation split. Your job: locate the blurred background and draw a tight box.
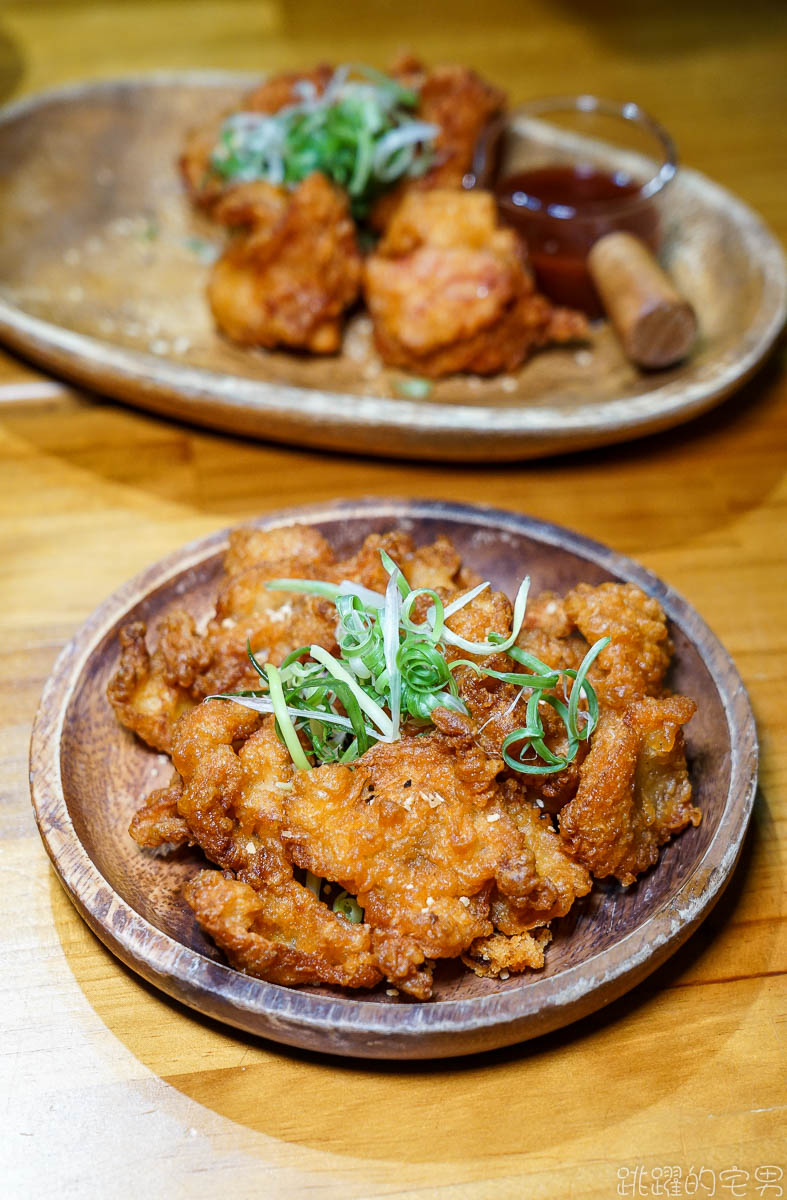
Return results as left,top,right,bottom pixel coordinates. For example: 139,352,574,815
1,0,785,231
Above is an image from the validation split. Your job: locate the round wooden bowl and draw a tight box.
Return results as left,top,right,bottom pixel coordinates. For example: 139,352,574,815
1,75,785,461
29,499,757,1058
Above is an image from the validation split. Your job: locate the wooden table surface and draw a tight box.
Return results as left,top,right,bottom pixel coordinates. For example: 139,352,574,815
1,2,785,1197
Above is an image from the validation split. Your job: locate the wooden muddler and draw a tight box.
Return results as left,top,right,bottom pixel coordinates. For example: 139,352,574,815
588,231,698,369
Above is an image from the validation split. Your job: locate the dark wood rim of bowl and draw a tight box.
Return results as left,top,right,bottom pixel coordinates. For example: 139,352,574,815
29,499,758,1058
0,75,785,462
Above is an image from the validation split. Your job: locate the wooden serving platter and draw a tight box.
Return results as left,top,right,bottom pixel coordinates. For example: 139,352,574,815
0,74,785,460
29,499,758,1059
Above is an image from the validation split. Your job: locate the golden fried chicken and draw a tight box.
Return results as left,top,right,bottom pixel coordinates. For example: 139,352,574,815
364,189,588,376
462,928,552,978
109,528,478,754
113,525,701,998
559,694,700,885
281,729,586,997
128,774,190,850
563,581,674,706
173,701,381,988
207,172,362,352
185,871,380,988
108,525,339,753
491,786,592,931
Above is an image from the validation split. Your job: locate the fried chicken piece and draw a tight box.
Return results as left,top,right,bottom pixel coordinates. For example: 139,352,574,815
559,694,700,885
563,582,674,706
364,189,588,377
172,702,380,988
107,621,194,753
185,870,380,988
282,730,573,997
128,775,190,850
491,786,592,931
371,57,506,230
462,928,551,978
108,530,339,751
108,527,480,753
178,65,334,211
207,172,362,352
223,524,333,579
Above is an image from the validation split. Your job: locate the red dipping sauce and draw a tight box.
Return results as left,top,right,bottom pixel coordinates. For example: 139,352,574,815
496,164,662,317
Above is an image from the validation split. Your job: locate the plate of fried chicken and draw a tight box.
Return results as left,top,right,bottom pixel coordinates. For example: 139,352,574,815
0,62,784,459
30,499,757,1057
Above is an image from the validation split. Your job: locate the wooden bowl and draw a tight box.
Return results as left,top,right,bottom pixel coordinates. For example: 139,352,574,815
29,499,757,1058
0,75,785,461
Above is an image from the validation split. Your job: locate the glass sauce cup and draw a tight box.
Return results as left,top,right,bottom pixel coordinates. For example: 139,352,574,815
470,96,678,318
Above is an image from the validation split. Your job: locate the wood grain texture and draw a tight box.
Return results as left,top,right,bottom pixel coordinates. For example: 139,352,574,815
1,1,786,1196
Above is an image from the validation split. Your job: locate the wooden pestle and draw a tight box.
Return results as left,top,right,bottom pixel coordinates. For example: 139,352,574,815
588,231,698,368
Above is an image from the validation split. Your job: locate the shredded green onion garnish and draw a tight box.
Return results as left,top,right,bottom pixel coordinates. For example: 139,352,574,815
208,551,610,779
209,64,439,218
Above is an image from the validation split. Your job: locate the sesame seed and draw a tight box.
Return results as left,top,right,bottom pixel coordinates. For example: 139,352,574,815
499,970,510,980
245,840,256,855
458,896,470,907
487,812,501,823
386,988,399,997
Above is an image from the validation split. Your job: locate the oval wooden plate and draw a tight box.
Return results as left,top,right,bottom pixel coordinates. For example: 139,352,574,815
30,499,757,1059
1,74,785,461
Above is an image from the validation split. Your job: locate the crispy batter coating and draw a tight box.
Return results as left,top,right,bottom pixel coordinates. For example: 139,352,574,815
491,786,592,931
114,526,700,996
559,695,700,885
172,702,381,988
185,871,380,987
128,774,190,849
107,621,194,753
109,528,478,753
281,729,583,997
109,529,338,752
364,190,588,376
563,581,674,706
207,172,362,352
462,928,552,978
